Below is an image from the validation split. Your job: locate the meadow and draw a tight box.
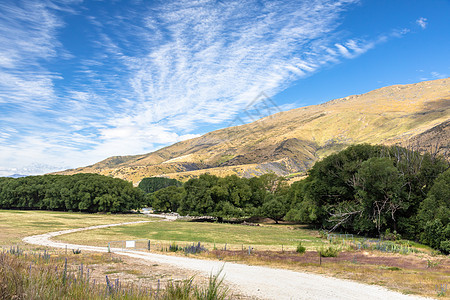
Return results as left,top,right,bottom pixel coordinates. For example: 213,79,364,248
0,209,148,245
58,219,325,251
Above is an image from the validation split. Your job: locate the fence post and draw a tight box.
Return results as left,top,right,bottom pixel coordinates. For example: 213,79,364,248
107,243,110,253
148,240,150,251
248,246,251,255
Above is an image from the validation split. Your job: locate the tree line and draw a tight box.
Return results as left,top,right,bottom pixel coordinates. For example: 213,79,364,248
143,144,449,253
0,173,145,213
0,144,447,252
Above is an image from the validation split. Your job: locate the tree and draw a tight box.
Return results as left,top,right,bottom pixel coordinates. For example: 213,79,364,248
418,169,450,253
180,174,218,215
138,177,181,193
354,157,405,235
418,168,450,225
260,194,288,224
0,174,146,213
152,186,185,212
296,144,383,228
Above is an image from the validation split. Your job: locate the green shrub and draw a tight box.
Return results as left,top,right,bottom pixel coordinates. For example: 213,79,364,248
382,229,401,241
318,245,339,257
296,242,306,254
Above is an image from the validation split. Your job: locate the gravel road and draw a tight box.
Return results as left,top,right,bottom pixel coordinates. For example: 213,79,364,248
23,221,430,300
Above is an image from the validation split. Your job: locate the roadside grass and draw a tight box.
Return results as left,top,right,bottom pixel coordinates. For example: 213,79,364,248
0,249,229,300
58,220,325,251
0,209,150,245
202,249,449,299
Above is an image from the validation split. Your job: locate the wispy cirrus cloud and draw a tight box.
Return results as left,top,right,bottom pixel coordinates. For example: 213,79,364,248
91,0,368,135
0,0,416,176
0,0,62,108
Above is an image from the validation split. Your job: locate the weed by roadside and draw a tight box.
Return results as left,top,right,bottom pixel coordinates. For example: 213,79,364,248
0,250,229,300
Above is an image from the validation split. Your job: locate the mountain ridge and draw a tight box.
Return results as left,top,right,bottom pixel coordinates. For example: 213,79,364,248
56,78,450,183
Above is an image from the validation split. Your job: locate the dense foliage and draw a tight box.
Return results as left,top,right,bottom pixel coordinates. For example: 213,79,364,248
417,169,450,253
150,173,288,222
138,177,182,194
285,144,449,253
0,174,145,213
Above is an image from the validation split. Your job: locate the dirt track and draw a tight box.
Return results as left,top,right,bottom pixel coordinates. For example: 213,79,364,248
23,221,431,300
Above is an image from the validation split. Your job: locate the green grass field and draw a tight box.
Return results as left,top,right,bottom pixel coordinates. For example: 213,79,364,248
58,220,325,251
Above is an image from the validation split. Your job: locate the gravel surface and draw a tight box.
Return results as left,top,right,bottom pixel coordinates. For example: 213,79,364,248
23,221,430,300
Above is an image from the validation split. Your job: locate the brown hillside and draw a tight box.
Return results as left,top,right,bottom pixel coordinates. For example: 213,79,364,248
57,78,450,183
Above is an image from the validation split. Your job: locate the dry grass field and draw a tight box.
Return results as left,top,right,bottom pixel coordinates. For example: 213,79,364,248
0,209,148,245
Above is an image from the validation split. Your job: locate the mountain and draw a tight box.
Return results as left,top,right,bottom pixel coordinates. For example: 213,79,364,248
6,174,28,178
57,78,450,184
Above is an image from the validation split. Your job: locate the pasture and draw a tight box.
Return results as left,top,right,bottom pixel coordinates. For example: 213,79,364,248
58,219,325,251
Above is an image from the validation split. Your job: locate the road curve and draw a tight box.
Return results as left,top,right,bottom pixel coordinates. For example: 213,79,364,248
23,221,430,300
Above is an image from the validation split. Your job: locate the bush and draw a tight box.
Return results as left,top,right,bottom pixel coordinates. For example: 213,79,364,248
296,242,306,254
184,242,207,254
169,242,180,252
72,249,81,255
382,229,401,241
318,245,340,257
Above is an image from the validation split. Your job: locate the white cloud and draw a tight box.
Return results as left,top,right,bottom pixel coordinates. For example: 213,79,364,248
431,71,447,79
0,0,412,175
416,17,427,29
0,0,63,108
419,71,448,81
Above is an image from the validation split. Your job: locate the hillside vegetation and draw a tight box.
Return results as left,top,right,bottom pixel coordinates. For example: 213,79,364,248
57,78,450,183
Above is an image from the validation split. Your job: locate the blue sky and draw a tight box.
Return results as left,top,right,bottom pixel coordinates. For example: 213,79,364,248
0,0,449,176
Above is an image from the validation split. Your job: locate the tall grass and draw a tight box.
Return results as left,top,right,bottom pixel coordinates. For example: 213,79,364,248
0,250,229,300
